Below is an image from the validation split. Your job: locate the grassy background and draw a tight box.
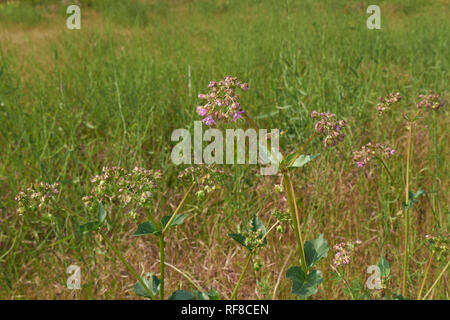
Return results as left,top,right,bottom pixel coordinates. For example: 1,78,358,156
0,0,448,299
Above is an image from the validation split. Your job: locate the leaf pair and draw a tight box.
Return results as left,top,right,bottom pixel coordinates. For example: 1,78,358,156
286,234,330,298
133,213,188,237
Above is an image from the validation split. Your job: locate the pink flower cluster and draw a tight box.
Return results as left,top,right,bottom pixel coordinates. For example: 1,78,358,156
376,92,402,114
352,142,395,168
332,240,362,267
196,76,249,125
416,91,445,111
311,111,347,147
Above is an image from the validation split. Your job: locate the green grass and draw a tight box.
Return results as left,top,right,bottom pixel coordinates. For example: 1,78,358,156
0,0,448,299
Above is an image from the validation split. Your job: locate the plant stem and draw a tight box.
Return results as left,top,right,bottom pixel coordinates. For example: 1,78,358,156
417,251,435,300
98,229,155,300
422,259,449,300
331,265,355,300
159,235,165,300
162,182,195,234
283,172,308,275
230,251,253,300
402,120,414,296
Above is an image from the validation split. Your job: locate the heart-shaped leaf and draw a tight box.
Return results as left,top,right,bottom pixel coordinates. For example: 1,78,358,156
161,213,188,229
133,221,159,236
133,272,160,299
304,234,330,269
228,233,247,249
286,267,323,298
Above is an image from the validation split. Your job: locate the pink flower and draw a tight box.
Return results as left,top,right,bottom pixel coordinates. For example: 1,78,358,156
196,106,208,116
202,116,216,126
232,111,244,122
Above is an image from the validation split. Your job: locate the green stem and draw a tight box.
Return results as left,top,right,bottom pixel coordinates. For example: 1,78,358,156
422,259,449,300
402,120,414,296
159,235,165,300
230,251,253,300
288,132,317,168
417,251,434,300
283,172,308,275
331,265,354,300
162,182,195,234
98,229,155,300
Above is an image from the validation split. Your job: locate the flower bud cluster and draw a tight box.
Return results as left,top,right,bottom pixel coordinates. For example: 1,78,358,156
332,239,362,267
15,182,59,214
310,111,347,147
244,228,266,251
352,142,395,168
376,92,402,114
196,76,249,125
417,91,445,111
178,165,225,196
82,166,161,210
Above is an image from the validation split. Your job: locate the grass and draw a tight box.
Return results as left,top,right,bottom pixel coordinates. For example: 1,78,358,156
0,0,448,299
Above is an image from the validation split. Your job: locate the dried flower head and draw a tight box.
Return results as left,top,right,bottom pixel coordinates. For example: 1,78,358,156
15,181,60,214
83,166,161,211
332,239,362,267
416,91,445,111
352,142,395,168
311,111,347,147
178,164,226,195
376,92,402,114
196,76,249,125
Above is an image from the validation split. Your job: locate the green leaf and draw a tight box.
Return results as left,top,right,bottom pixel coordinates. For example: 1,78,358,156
286,267,323,298
133,221,159,236
168,290,195,300
288,154,319,168
133,272,160,299
161,213,188,229
304,234,330,269
377,255,390,278
204,288,220,300
228,233,247,249
251,214,266,238
168,289,219,300
97,203,107,224
402,189,425,210
251,214,267,247
79,221,100,233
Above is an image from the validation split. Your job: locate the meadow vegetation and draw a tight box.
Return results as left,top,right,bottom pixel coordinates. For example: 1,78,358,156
0,0,448,299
